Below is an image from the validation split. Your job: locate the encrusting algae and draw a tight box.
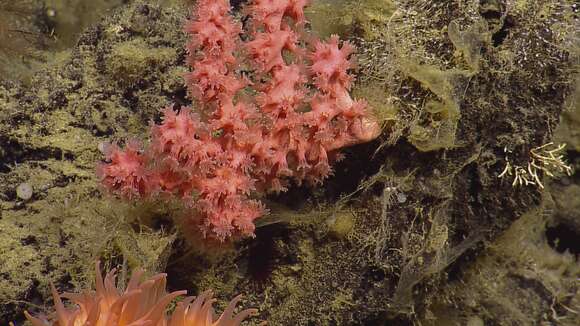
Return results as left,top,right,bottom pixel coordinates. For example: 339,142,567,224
24,262,257,326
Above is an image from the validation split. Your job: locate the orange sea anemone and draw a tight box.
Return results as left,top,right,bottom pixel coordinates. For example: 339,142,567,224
167,291,256,326
24,262,257,326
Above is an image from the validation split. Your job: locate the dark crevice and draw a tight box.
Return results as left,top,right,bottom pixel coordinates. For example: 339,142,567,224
231,0,250,11
445,242,484,282
244,223,291,286
481,10,501,21
492,16,514,46
546,223,580,256
0,137,75,173
320,139,387,201
162,86,189,115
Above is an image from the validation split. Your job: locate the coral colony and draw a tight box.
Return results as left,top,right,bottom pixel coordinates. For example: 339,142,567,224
25,262,256,326
97,0,380,241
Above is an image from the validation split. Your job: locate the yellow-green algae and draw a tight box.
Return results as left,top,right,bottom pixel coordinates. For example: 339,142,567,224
555,75,580,151
426,192,580,325
106,38,177,88
305,0,395,39
0,1,187,323
0,185,176,318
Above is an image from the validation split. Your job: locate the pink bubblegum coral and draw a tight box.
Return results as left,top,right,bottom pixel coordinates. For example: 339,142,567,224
97,0,380,241
96,140,152,200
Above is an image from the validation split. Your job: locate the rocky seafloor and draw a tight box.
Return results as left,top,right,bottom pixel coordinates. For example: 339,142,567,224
0,0,578,325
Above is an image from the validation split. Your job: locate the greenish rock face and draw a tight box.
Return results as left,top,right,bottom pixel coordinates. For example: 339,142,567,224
0,0,578,325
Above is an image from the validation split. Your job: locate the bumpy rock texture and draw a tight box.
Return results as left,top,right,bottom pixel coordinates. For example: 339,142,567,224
0,0,578,325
